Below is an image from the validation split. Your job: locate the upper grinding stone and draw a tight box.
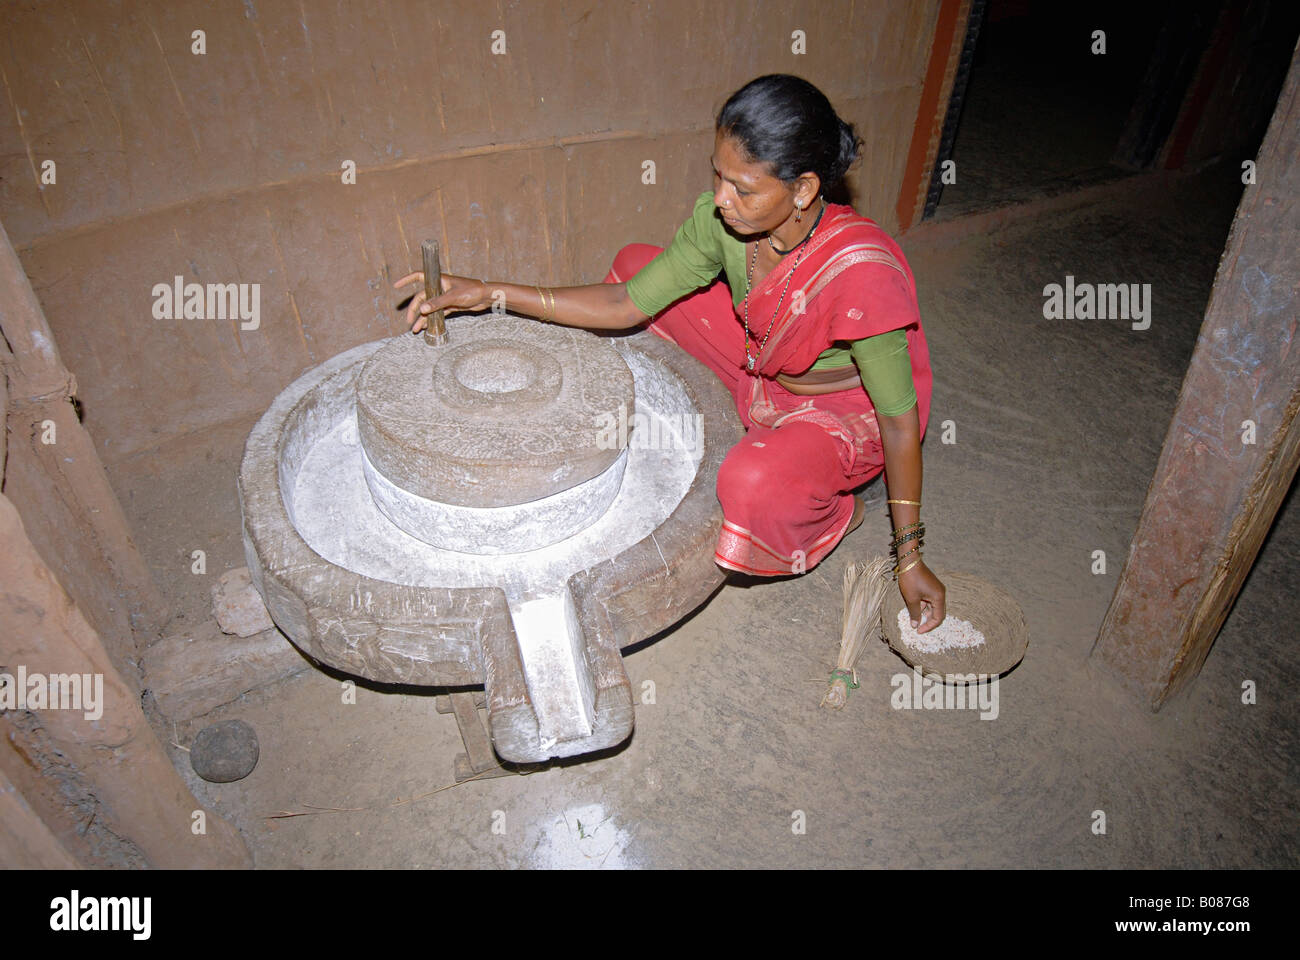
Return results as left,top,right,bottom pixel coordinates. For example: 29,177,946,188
355,315,634,508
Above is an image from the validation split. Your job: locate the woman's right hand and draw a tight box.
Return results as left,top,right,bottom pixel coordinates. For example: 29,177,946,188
898,560,947,634
392,271,491,333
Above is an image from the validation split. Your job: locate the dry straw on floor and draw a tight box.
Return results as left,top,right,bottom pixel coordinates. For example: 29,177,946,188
821,563,1030,707
821,556,892,710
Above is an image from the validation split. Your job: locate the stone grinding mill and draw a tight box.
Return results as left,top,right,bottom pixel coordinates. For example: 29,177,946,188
238,247,742,764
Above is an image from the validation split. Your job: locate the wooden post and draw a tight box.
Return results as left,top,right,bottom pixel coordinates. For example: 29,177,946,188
1091,43,1300,710
0,219,167,672
0,491,251,868
0,766,80,868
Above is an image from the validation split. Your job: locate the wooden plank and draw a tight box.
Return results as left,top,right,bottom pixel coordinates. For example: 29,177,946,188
449,691,498,773
453,754,519,782
434,690,485,714
1091,42,1300,709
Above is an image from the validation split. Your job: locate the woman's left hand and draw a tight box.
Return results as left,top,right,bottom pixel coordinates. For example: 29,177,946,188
899,560,946,634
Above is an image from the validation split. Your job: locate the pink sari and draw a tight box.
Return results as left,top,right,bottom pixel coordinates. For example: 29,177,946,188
740,204,932,450
608,202,933,576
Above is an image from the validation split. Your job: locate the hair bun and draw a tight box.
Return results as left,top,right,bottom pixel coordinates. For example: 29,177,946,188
716,74,860,194
834,119,862,185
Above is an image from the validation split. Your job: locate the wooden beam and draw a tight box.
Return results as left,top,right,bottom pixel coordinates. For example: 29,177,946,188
896,0,971,234
0,218,167,673
1091,41,1300,709
1110,0,1219,170
1161,4,1245,170
0,765,80,868
0,491,251,867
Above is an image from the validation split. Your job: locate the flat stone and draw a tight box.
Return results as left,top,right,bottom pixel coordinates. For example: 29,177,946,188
190,719,259,783
143,619,310,721
212,566,274,636
355,317,635,507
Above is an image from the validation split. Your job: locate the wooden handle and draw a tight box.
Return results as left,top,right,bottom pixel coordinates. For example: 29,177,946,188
421,239,448,345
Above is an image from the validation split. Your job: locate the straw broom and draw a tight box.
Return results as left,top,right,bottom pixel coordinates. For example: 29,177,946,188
820,556,893,709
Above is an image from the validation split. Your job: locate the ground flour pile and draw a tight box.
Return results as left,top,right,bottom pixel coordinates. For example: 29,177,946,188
897,608,987,654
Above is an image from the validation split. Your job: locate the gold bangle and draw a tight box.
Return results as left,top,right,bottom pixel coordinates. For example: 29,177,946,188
534,286,550,322
895,556,923,577
887,499,921,506
546,287,557,322
892,543,921,566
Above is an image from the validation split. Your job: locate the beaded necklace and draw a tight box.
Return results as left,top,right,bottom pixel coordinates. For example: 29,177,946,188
742,200,827,372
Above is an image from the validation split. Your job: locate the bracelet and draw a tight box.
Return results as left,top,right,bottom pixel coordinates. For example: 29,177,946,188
546,287,557,322
534,286,552,323
894,520,925,541
894,541,925,564
892,543,921,565
891,528,925,549
887,499,921,506
891,529,924,546
895,556,923,578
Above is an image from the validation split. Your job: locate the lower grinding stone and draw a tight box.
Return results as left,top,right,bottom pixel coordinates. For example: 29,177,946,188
355,316,635,508
238,324,746,746
190,719,260,783
286,343,706,596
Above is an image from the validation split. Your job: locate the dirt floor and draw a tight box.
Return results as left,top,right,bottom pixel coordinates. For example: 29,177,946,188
105,164,1297,869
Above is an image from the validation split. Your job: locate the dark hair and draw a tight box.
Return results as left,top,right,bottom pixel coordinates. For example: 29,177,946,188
716,74,862,194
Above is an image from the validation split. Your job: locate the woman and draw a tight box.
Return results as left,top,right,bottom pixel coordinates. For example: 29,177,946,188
397,74,946,634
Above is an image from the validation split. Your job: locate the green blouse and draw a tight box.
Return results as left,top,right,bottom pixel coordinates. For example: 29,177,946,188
625,192,917,416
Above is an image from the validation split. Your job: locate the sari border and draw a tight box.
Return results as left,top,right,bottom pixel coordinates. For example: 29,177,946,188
714,512,852,576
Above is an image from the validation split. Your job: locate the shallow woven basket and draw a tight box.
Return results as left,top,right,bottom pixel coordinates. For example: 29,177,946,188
880,569,1029,681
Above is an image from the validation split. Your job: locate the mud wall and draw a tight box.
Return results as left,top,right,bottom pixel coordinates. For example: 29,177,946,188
0,0,943,461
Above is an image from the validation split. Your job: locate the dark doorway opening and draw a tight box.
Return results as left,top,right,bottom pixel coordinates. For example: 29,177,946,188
925,0,1300,218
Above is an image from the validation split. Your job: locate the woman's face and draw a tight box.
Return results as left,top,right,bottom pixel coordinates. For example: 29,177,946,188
711,131,815,236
